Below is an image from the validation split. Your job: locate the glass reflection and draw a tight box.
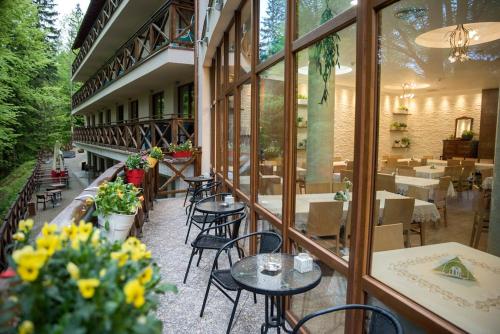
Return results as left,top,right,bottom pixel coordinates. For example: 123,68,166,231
259,0,286,62
238,83,252,195
296,0,354,38
227,96,234,181
240,0,252,75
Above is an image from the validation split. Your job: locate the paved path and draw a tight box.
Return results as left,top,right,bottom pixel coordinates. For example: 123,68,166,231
142,198,266,334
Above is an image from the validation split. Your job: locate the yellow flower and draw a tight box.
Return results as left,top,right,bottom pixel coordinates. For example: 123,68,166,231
91,229,101,247
61,224,78,241
18,219,34,233
13,246,47,282
41,223,57,236
18,320,34,334
124,279,145,308
122,237,141,252
99,182,108,190
77,278,100,299
130,243,151,261
99,269,106,278
117,191,123,199
138,266,153,285
111,251,129,267
77,221,93,241
85,197,94,205
13,232,25,242
36,235,61,256
66,262,80,280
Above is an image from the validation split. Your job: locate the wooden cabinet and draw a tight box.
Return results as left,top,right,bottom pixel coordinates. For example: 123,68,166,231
442,140,479,160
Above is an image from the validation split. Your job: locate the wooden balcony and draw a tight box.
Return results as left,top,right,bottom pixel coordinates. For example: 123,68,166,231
72,0,194,109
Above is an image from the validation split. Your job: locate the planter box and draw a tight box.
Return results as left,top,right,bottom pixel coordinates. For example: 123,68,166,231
126,169,145,186
98,211,136,243
171,151,192,159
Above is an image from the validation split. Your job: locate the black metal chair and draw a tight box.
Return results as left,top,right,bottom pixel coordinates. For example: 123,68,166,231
200,231,283,334
183,211,247,284
291,304,403,334
185,180,220,217
184,191,232,244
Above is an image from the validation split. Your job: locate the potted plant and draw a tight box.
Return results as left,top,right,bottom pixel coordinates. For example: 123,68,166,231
461,130,474,140
167,140,193,159
148,147,164,167
94,177,142,242
0,220,176,333
398,105,409,113
125,154,149,186
297,116,305,127
394,139,401,147
399,122,407,130
401,137,411,148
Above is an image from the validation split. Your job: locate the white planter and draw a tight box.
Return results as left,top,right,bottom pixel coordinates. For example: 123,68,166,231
98,211,136,242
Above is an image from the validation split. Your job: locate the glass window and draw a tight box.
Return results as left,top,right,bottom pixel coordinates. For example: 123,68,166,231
129,100,139,121
257,61,285,216
296,0,355,38
178,83,194,118
240,0,252,75
259,0,285,62
220,43,225,89
152,92,164,119
117,105,124,123
238,83,252,195
228,24,236,84
371,2,499,333
294,25,356,258
227,95,235,181
217,101,224,173
98,112,103,125
105,110,111,124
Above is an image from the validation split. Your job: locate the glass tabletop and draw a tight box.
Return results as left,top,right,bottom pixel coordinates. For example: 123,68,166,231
231,254,321,296
195,200,245,214
184,176,213,183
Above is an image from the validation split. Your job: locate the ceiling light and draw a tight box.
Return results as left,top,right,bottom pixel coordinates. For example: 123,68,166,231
399,83,416,99
298,65,352,76
384,83,430,90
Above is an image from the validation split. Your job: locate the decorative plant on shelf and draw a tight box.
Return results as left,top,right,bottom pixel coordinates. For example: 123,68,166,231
125,154,150,186
461,130,474,140
0,219,176,334
297,94,308,100
94,177,142,241
394,139,401,147
297,116,305,127
148,147,164,167
167,140,193,159
401,137,411,148
398,105,409,112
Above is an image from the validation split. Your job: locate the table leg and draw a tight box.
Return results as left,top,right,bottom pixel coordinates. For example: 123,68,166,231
261,295,292,333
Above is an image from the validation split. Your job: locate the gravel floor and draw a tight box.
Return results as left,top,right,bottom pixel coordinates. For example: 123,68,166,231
141,198,270,334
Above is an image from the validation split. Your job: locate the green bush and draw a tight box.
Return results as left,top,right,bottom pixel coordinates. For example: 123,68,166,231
0,160,36,218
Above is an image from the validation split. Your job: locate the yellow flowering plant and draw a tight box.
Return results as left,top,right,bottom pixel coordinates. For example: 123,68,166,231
0,220,176,334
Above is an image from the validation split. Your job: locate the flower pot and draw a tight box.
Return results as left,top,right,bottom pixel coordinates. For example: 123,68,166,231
172,151,192,159
126,169,144,186
98,211,136,242
147,157,158,167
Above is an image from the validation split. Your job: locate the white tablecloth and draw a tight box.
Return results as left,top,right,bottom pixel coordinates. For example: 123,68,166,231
476,163,494,171
259,190,440,231
413,166,445,179
482,177,494,190
372,242,500,334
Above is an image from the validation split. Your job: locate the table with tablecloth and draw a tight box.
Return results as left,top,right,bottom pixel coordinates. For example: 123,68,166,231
413,165,445,179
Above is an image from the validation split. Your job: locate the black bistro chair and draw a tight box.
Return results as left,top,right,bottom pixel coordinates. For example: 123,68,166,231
185,191,231,244
292,304,403,334
185,180,220,218
183,211,247,284
200,231,282,334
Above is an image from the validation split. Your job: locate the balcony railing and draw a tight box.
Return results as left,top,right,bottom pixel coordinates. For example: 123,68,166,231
73,117,195,151
72,0,194,109
72,0,124,74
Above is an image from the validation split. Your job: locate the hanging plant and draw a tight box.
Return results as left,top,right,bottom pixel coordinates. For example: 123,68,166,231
313,2,341,104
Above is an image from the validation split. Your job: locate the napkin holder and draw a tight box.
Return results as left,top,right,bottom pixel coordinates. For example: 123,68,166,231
224,195,235,205
294,253,313,273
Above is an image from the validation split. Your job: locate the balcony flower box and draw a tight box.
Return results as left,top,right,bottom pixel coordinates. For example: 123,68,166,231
126,169,145,187
124,153,149,186
172,151,192,159
168,140,193,159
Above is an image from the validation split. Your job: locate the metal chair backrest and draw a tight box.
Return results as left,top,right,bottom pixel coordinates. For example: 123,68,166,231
191,181,221,203
291,304,403,334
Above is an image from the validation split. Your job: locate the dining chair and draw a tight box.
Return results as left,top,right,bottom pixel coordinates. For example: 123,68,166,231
408,160,421,168
184,211,247,284
470,189,490,249
407,185,429,201
344,200,380,248
386,158,398,169
444,166,462,187
464,157,478,162
447,159,461,167
458,166,474,194
380,167,395,174
480,158,494,164
461,160,476,167
420,158,428,166
305,182,331,194
435,176,451,227
396,161,409,168
346,160,354,170
381,198,417,246
422,155,433,159
398,168,416,177
373,223,405,252
292,304,403,334
480,168,493,179
307,201,344,254
340,169,353,183
185,181,221,218
376,173,396,193
200,231,282,334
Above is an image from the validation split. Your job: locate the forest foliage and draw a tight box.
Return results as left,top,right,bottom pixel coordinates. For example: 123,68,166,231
0,0,83,177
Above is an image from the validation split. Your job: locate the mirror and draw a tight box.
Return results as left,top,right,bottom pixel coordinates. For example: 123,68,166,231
455,117,473,139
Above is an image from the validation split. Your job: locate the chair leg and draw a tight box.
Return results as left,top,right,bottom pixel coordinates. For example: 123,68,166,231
183,248,196,283
226,290,241,334
443,204,448,227
196,249,204,267
200,277,212,317
253,292,257,304
185,219,194,244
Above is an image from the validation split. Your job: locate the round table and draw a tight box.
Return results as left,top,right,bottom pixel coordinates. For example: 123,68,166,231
231,253,321,333
195,200,245,215
50,183,66,189
183,176,214,206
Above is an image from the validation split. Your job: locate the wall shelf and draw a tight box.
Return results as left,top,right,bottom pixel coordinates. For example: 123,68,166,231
390,129,408,132
392,146,410,149
392,112,412,115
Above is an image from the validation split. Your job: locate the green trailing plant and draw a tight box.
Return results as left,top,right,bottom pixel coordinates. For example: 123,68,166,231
125,154,149,170
313,2,340,104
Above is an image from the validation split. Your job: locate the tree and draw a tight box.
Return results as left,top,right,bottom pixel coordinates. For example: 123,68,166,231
259,0,285,61
33,0,60,47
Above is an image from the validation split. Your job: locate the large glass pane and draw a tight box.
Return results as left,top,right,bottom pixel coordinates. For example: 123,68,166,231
219,43,225,89
238,83,252,195
294,25,356,259
296,0,355,38
371,2,499,333
240,0,252,75
227,95,234,181
257,61,285,216
259,0,285,62
228,24,236,84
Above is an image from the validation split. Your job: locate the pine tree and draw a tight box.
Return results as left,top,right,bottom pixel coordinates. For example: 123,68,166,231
66,4,83,50
33,0,60,47
259,0,285,61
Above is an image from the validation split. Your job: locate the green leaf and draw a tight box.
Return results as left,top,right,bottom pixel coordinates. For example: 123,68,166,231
155,283,178,294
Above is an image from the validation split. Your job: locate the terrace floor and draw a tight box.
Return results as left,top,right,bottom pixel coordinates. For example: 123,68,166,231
142,198,266,333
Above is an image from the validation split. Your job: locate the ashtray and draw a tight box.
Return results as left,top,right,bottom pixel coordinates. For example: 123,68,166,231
219,202,229,207
263,262,281,272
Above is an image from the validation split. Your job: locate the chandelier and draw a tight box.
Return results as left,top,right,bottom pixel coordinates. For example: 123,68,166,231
447,24,479,63
400,83,415,99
